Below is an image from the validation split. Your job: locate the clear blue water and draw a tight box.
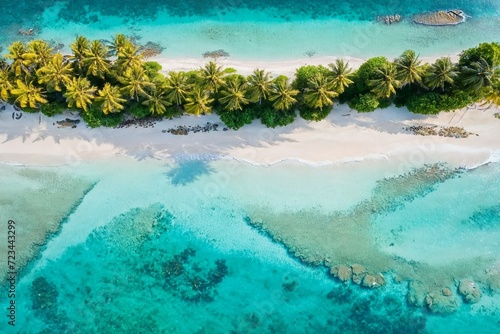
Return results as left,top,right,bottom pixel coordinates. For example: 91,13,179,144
1,158,499,333
1,1,500,60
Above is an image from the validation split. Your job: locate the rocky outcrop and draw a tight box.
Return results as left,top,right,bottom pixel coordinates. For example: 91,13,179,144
351,264,367,285
361,273,386,288
425,290,459,314
413,10,466,26
458,279,482,303
407,281,427,307
330,265,352,282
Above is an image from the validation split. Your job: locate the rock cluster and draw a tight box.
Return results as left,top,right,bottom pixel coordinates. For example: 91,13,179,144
458,279,481,303
116,117,160,129
163,122,226,135
405,125,475,138
377,14,401,25
413,10,466,26
424,290,459,314
329,263,386,288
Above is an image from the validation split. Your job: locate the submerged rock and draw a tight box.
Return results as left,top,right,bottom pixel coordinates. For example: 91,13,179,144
413,10,466,26
351,264,367,284
361,273,386,288
458,279,482,303
407,281,427,307
330,265,352,282
425,290,459,314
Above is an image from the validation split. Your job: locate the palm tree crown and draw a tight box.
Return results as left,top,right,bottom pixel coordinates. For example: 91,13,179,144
36,53,73,92
328,59,353,94
83,40,111,79
395,50,425,86
199,61,226,93
369,63,401,98
63,77,97,112
424,57,457,92
304,72,338,109
96,83,126,114
11,79,48,108
269,78,299,111
118,65,154,101
184,87,214,115
247,68,274,104
460,57,499,93
219,76,250,111
164,71,192,106
142,88,171,115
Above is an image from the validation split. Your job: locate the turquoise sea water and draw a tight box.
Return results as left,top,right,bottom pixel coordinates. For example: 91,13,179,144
1,1,500,60
1,157,499,333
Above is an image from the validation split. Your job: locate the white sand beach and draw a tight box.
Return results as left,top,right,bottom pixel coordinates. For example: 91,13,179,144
0,97,498,169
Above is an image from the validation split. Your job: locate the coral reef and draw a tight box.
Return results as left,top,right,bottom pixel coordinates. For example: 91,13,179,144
458,279,482,303
424,290,459,314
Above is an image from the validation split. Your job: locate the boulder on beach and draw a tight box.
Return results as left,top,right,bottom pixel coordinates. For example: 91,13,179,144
351,264,367,285
458,279,482,303
413,10,466,26
330,265,352,282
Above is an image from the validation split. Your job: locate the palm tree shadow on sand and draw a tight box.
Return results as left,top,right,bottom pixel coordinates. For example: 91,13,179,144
166,160,215,186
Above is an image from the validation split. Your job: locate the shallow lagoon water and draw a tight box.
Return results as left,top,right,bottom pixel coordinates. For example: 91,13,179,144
1,1,500,60
1,157,499,333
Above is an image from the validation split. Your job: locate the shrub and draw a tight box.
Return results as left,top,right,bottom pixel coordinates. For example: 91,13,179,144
406,93,441,114
143,61,164,82
348,93,379,112
40,101,66,116
354,57,390,92
219,107,257,130
81,106,124,128
292,65,330,91
299,105,331,121
260,107,296,128
128,102,151,119
459,42,500,67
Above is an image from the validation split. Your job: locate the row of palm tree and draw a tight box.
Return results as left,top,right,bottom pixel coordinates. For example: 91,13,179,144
0,36,499,127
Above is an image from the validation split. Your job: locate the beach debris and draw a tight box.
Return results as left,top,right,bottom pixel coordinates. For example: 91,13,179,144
404,125,475,138
56,118,80,128
139,41,164,59
18,28,35,36
202,49,230,59
165,122,220,135
330,264,352,282
377,14,401,25
413,10,466,26
424,290,459,314
458,279,482,303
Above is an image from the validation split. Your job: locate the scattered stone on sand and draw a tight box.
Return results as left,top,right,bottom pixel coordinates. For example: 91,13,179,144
458,279,482,303
330,265,352,282
424,290,459,314
351,264,367,285
405,125,475,138
413,10,466,26
361,273,386,288
165,122,220,135
116,117,161,129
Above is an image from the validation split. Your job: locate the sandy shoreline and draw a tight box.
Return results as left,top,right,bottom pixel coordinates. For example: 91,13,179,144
0,100,498,169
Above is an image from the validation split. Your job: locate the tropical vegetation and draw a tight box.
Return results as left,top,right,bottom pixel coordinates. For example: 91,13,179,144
0,37,499,130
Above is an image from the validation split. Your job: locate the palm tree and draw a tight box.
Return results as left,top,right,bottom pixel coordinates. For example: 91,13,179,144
118,65,154,101
394,50,425,86
63,77,97,112
4,41,36,77
247,68,274,104
36,53,73,92
460,57,499,93
11,79,48,108
369,63,401,98
108,33,130,57
482,87,500,108
328,59,353,94
303,72,338,109
164,71,192,106
27,40,53,69
96,83,126,114
115,43,143,74
184,87,214,115
83,40,111,79
142,87,171,115
424,57,457,92
269,78,299,111
219,76,250,111
198,61,226,93
0,69,12,101
70,36,91,74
